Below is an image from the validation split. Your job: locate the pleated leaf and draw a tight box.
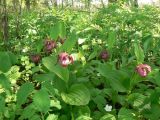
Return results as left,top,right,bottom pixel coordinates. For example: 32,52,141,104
61,84,90,105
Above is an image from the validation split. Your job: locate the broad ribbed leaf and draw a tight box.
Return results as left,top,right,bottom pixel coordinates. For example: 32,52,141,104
61,32,77,52
128,93,146,107
33,89,50,112
51,65,69,82
97,63,129,92
42,56,57,70
0,52,12,72
100,114,116,120
17,82,34,106
134,42,144,64
61,84,90,105
118,108,136,120
50,22,66,40
42,56,69,82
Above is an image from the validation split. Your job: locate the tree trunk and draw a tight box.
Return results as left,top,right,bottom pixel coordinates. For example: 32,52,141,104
53,0,57,7
62,0,64,8
101,0,105,8
12,0,22,39
1,0,9,43
134,0,138,7
71,0,73,7
0,0,3,40
25,0,30,11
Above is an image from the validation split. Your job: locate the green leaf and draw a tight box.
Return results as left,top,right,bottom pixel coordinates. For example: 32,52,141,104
8,52,18,65
143,38,151,54
46,114,58,120
60,32,77,52
50,99,61,110
134,42,144,64
0,96,5,112
76,115,92,120
30,114,41,120
97,63,129,92
118,108,136,120
78,106,91,117
42,56,69,82
33,73,55,82
61,84,90,106
52,65,69,82
50,21,66,40
42,56,57,70
88,50,98,61
143,104,160,120
128,93,146,107
107,31,116,49
17,82,34,106
19,104,36,120
33,89,50,112
0,52,12,72
100,114,116,120
0,74,10,90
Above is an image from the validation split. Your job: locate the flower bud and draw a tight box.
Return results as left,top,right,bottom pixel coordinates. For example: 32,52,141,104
31,54,41,64
100,50,109,60
44,40,56,53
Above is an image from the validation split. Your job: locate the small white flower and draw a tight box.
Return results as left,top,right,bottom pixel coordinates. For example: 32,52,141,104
104,104,112,112
78,38,86,45
22,47,29,53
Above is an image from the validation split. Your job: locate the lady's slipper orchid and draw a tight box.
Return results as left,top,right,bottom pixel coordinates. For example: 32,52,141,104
58,52,73,67
136,64,151,77
44,40,56,53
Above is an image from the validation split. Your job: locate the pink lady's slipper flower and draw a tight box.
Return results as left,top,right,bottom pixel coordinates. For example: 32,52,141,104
136,64,151,77
44,40,56,53
100,50,109,60
58,52,74,67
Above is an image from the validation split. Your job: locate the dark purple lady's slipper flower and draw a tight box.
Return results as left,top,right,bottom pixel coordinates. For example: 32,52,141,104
31,54,41,63
100,50,109,60
136,64,151,77
58,52,73,67
44,40,56,53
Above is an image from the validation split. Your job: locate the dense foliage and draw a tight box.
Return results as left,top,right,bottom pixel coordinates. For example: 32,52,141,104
1,3,160,120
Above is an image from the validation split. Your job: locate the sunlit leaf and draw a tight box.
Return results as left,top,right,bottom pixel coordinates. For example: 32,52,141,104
60,32,77,52
46,114,58,120
134,42,144,64
61,84,90,105
118,108,136,120
100,114,116,120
